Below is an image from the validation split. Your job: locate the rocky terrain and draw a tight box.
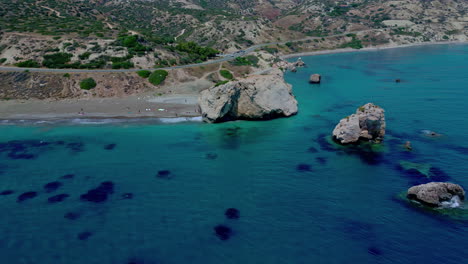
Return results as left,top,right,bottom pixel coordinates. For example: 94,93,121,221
0,0,466,69
199,69,298,123
332,103,386,144
407,182,465,208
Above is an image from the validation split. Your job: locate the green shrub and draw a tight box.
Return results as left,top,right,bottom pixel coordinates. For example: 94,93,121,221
63,73,70,78
16,60,40,68
148,70,168,85
78,52,92,60
219,69,233,80
112,61,134,69
80,78,97,90
0,58,7,64
215,80,229,87
43,52,73,68
230,55,259,66
137,70,151,78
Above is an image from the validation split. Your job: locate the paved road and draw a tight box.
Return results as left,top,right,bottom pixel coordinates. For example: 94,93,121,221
0,29,378,73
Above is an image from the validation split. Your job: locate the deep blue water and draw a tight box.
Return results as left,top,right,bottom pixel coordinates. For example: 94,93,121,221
0,44,467,264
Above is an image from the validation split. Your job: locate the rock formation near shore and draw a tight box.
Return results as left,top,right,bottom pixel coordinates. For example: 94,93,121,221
332,103,386,144
407,182,465,208
199,69,298,123
309,74,321,84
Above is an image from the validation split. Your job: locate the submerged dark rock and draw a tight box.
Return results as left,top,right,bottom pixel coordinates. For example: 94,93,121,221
77,231,93,240
297,163,312,172
205,153,218,160
80,181,115,203
66,142,85,152
0,190,14,196
214,225,232,240
44,181,63,193
368,246,383,256
60,174,75,180
17,191,38,202
104,143,117,150
64,212,80,220
156,170,172,179
47,193,70,203
225,208,240,219
316,157,327,165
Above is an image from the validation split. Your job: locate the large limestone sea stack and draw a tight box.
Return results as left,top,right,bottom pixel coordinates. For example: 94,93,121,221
199,69,298,123
332,103,386,144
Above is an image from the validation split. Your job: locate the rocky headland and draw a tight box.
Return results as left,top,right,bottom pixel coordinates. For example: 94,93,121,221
198,69,298,123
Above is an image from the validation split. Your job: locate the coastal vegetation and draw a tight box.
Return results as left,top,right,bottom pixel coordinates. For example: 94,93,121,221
79,78,97,90
16,60,40,68
137,70,152,78
148,70,168,85
219,69,233,80
230,55,259,66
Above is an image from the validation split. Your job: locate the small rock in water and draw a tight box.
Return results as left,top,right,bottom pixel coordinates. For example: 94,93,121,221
205,153,218,160
121,193,133,199
47,193,70,203
60,174,75,180
80,181,115,203
368,246,383,256
214,225,232,240
297,164,312,172
0,190,14,196
64,212,80,220
77,231,93,240
225,208,240,219
104,143,117,150
156,170,172,179
17,191,38,203
395,79,401,83
404,141,412,151
44,181,63,193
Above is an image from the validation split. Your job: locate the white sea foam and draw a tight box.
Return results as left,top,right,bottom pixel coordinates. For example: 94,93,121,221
440,195,462,208
159,116,203,123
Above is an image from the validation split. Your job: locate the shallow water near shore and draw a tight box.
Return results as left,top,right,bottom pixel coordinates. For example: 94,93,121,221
0,44,467,264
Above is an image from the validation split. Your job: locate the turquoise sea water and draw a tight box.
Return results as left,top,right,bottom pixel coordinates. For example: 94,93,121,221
0,44,467,264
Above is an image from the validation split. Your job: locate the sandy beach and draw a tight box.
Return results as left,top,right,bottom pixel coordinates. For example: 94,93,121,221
0,94,201,121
